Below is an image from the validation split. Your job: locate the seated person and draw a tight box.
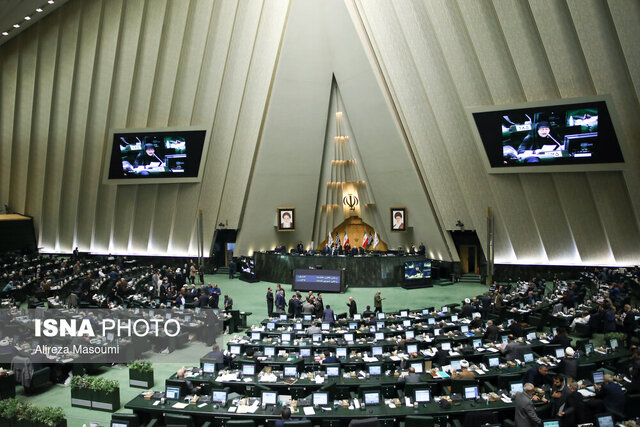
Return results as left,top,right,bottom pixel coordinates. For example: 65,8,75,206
322,350,339,364
398,367,421,384
362,305,374,318
306,321,321,335
523,364,552,388
275,407,292,427
451,360,475,379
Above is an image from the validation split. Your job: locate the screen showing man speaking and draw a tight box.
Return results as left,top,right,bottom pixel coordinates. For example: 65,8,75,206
107,129,206,181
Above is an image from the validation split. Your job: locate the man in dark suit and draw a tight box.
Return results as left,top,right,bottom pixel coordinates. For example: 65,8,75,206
550,328,571,348
483,320,499,342
550,375,571,417
398,367,421,384
508,319,523,337
346,297,357,318
559,380,591,426
514,383,544,427
460,299,473,318
223,295,233,311
197,290,208,308
276,289,285,312
558,347,578,380
591,374,625,415
323,305,335,325
322,349,339,364
266,287,274,317
623,304,637,348
523,365,552,388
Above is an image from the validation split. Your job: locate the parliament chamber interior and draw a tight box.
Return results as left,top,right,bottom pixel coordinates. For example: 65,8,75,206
1,1,640,427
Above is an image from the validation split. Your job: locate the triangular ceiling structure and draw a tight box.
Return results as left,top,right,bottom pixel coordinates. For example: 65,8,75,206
236,0,454,261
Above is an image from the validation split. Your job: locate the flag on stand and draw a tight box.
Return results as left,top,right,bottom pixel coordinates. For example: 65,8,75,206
343,231,349,245
327,233,333,247
335,233,340,246
373,231,379,249
361,232,369,248
367,232,373,247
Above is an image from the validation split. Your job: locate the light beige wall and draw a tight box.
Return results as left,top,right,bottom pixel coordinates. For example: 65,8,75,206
0,0,290,256
2,0,639,265
351,0,640,266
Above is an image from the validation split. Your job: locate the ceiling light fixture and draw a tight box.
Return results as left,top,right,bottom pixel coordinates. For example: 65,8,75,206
36,8,43,12
13,24,20,28
2,32,8,36
24,16,31,21
48,0,54,3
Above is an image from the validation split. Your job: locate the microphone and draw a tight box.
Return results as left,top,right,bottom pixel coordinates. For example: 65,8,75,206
547,134,562,150
152,153,166,166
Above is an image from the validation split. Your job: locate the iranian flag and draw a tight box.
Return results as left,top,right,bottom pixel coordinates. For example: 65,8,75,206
362,232,369,248
343,231,349,245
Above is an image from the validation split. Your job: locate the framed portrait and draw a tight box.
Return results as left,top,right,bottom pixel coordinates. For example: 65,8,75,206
390,207,406,232
277,208,295,231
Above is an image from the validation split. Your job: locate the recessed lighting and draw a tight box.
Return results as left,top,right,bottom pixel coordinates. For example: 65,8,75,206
36,8,43,12
2,32,8,36
24,16,31,21
48,0,54,3
13,24,20,28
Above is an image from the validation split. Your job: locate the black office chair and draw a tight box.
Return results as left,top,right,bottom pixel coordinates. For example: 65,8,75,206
111,413,140,427
497,373,523,391
625,393,640,419
460,410,499,427
450,378,479,395
284,421,313,427
404,415,435,427
164,413,194,427
321,420,342,427
403,382,430,400
348,418,380,427
576,363,597,380
226,421,256,427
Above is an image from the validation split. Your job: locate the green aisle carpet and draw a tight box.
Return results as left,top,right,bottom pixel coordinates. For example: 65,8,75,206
18,276,488,427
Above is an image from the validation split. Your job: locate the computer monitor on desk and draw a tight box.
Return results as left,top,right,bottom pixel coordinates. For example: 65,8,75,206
406,343,418,354
542,421,560,427
242,364,256,376
313,392,329,406
464,386,478,400
264,347,275,357
299,348,311,357
596,413,615,427
211,390,228,405
414,389,430,403
202,363,216,375
262,391,278,406
336,347,347,359
165,386,180,400
593,371,604,385
325,364,340,377
363,391,380,406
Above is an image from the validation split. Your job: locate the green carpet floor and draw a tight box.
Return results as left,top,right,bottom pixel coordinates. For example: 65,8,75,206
17,275,489,427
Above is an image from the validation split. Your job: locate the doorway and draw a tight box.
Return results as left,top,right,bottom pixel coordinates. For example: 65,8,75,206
459,245,477,274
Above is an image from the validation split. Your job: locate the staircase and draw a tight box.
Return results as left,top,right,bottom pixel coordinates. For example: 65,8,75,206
460,273,482,283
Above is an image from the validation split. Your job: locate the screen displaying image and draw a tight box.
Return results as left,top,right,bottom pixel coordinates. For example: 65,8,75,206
242,365,256,376
472,99,623,169
326,366,340,376
284,366,297,377
106,129,207,182
510,382,524,394
203,363,216,374
336,348,347,358
404,261,432,280
212,391,227,404
372,347,383,356
364,392,380,405
464,386,478,400
369,365,382,376
262,391,277,406
406,344,418,354
523,353,534,363
264,347,275,357
415,389,430,402
166,386,180,400
313,392,328,406
300,348,311,357
488,357,499,367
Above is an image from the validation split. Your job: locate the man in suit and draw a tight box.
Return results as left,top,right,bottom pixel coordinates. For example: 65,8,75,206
591,374,625,415
211,283,221,309
460,299,473,318
483,320,499,342
508,319,523,337
559,380,591,426
558,347,578,380
550,375,571,417
622,304,637,348
197,290,208,308
306,321,321,336
550,328,571,348
514,383,544,427
346,297,358,318
502,335,522,361
398,367,421,384
322,349,339,364
266,287,274,317
523,365,552,388
323,305,335,325
223,295,233,311
275,289,285,313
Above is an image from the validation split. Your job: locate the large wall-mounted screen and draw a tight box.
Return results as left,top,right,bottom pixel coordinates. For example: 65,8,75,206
404,261,431,280
293,269,343,293
469,96,624,173
103,128,208,184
